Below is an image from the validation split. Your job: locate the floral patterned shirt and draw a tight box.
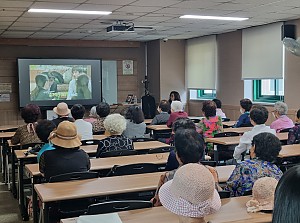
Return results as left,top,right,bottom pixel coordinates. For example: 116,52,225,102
225,159,283,197
92,117,105,133
287,123,300,144
197,116,223,138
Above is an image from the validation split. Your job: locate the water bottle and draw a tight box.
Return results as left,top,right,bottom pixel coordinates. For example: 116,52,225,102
133,95,137,104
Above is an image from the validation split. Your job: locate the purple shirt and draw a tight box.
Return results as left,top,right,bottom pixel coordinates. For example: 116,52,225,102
270,115,294,132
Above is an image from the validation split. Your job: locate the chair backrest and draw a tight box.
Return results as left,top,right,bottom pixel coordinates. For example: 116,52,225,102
242,190,252,196
218,190,231,199
132,138,155,142
99,149,137,158
200,161,217,167
148,146,175,154
222,118,231,122
107,163,160,177
81,139,100,145
214,132,240,138
20,142,44,150
93,130,105,135
48,171,99,183
279,128,292,133
86,200,153,215
190,118,201,123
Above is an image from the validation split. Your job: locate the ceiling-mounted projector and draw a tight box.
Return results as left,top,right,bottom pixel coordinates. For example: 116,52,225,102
106,24,134,33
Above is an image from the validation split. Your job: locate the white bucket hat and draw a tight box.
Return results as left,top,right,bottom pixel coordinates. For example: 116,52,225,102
246,177,278,213
159,163,221,218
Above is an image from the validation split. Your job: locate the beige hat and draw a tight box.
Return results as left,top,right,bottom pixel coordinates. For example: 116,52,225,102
50,121,81,148
246,177,278,213
53,102,71,116
159,163,221,218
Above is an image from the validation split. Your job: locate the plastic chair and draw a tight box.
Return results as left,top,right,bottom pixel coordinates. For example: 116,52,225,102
218,190,231,199
86,200,153,215
222,118,231,122
48,171,99,183
99,150,137,158
279,128,292,133
148,146,174,154
132,138,155,142
200,161,217,167
214,132,240,138
213,132,240,163
106,163,160,177
93,130,105,135
81,139,100,145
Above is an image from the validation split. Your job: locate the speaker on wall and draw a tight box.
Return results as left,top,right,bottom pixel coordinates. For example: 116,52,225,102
281,24,296,40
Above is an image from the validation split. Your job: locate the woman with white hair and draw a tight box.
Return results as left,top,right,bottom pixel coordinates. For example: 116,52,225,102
95,114,133,158
84,106,98,124
270,101,294,132
166,101,188,128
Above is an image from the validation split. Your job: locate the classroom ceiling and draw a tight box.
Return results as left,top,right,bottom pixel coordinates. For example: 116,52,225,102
0,0,300,41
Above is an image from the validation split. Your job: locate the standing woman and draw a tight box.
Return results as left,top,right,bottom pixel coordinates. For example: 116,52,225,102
168,91,181,105
11,104,42,145
123,105,146,139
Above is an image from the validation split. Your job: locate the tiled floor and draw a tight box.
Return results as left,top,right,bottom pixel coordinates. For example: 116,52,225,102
0,176,32,223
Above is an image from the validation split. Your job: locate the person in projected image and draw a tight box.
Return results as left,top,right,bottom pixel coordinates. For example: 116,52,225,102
48,74,58,93
31,74,50,101
67,67,80,100
67,67,92,100
76,74,91,99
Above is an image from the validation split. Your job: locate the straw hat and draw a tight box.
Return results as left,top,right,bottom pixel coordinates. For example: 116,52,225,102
159,163,221,218
53,102,71,116
246,177,278,213
50,121,81,148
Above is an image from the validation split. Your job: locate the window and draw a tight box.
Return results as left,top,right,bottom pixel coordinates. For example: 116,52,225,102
253,79,284,103
190,89,216,100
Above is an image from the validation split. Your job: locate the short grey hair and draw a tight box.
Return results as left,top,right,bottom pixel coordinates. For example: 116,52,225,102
89,106,97,117
171,101,183,112
274,101,288,115
104,114,126,135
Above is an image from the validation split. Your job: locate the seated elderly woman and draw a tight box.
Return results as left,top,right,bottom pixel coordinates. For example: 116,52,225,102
225,132,283,197
123,105,146,139
96,114,133,158
166,101,188,128
92,102,110,133
270,101,294,132
11,104,42,145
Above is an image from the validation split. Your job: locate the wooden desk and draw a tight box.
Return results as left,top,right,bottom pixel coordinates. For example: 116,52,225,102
61,196,271,223
26,153,169,178
279,144,300,158
147,125,171,131
144,119,152,125
224,127,252,134
133,141,170,151
0,124,19,131
34,165,234,223
0,131,15,138
222,121,237,127
206,132,288,146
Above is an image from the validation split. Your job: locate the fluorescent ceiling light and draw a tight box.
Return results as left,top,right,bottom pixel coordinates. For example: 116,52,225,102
180,15,248,21
28,8,112,15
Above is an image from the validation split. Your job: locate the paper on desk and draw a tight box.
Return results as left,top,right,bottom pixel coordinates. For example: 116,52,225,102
77,213,123,223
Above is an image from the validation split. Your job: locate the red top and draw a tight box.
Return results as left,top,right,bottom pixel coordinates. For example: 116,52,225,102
166,111,188,128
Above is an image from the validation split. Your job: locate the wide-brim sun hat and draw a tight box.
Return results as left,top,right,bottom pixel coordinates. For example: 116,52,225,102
53,102,71,116
246,177,278,213
50,121,81,148
159,163,221,218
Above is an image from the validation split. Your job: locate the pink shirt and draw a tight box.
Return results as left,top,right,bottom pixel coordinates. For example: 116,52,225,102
270,115,294,132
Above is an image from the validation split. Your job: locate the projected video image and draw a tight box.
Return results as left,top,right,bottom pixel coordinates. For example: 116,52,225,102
29,65,92,101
